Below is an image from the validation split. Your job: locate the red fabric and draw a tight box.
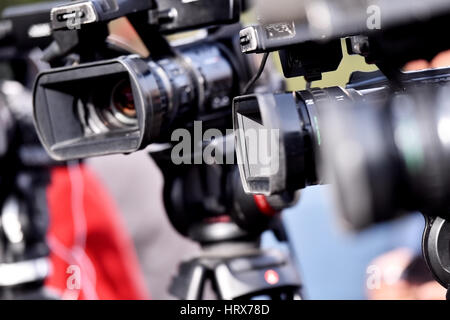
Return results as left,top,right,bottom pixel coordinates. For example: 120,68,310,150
45,164,150,300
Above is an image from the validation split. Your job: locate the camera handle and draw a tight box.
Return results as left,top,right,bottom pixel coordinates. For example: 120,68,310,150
422,215,450,299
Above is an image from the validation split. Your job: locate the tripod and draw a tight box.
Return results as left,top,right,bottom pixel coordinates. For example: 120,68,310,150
152,146,302,300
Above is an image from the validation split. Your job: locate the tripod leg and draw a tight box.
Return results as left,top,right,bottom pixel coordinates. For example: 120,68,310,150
169,260,208,300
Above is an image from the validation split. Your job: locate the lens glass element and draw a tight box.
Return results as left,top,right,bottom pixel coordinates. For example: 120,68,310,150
112,80,136,119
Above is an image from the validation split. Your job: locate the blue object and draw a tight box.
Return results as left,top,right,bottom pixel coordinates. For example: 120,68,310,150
262,185,424,299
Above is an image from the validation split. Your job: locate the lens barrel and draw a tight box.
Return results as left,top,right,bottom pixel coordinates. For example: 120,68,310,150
321,84,450,229
233,87,359,195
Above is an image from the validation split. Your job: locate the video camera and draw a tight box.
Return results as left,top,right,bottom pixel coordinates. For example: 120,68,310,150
233,0,450,199
30,0,257,160
233,0,450,294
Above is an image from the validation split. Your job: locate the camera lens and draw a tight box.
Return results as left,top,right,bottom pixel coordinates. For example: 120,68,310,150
111,79,136,120
77,78,139,135
320,84,450,230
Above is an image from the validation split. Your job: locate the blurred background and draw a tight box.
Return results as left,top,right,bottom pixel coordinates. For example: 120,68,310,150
0,0,440,299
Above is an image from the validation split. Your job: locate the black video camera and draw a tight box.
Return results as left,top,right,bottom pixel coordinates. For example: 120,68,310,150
31,0,259,160
233,0,450,293
233,0,450,199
